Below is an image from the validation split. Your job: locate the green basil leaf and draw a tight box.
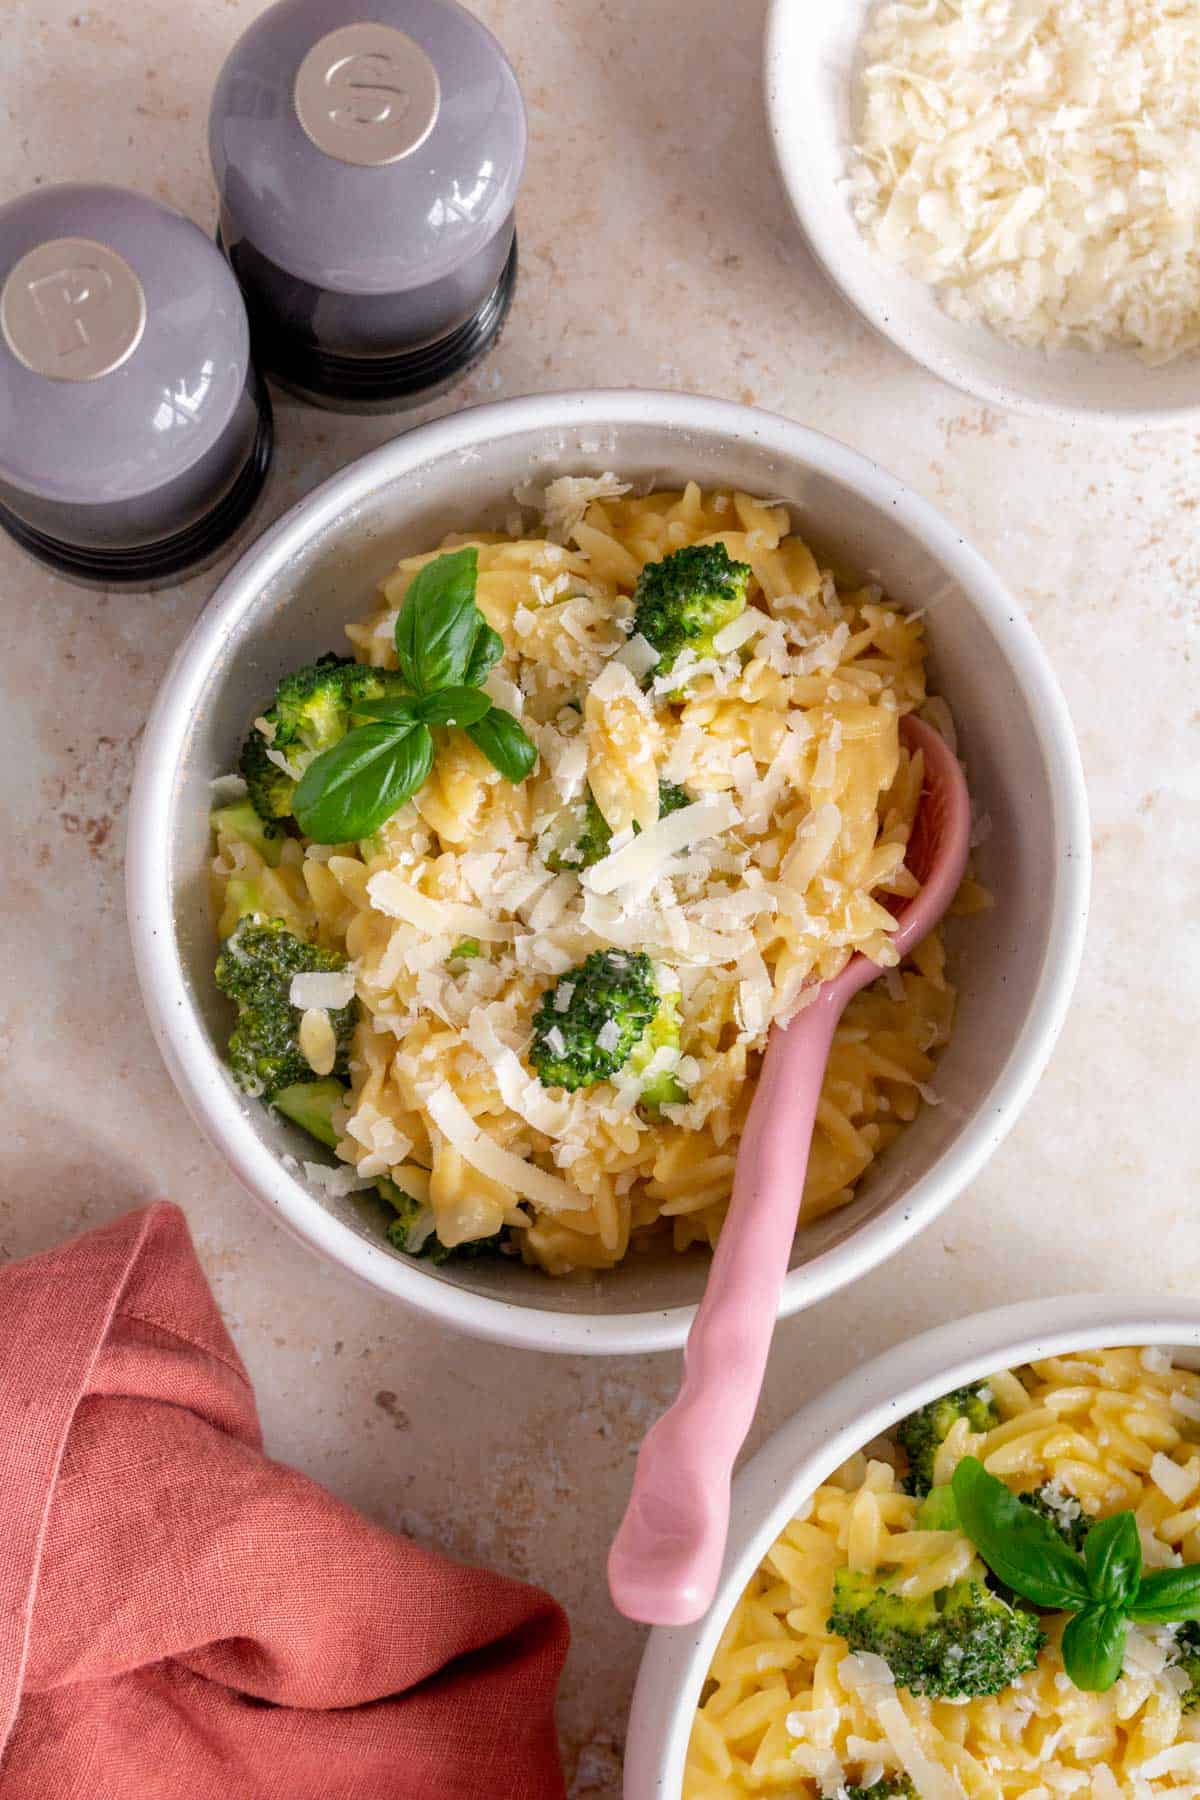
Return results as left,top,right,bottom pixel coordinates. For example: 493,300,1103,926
467,708,538,784
952,1457,1092,1610
351,696,420,724
293,722,434,842
463,620,504,688
394,547,480,693
1084,1511,1141,1608
1061,1604,1128,1693
414,686,494,728
1128,1565,1200,1623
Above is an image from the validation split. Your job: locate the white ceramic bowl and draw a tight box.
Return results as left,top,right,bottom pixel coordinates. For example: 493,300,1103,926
764,1,1200,425
626,1295,1200,1796
126,389,1089,1355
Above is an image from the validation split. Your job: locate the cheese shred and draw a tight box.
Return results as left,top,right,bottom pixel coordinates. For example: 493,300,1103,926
849,0,1200,361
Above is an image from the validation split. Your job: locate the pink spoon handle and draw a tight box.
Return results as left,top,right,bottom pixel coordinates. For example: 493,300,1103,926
607,987,844,1627
607,716,971,1627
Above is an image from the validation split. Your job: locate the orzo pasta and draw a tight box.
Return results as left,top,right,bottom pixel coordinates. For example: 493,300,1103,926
688,1347,1200,1799
211,478,986,1274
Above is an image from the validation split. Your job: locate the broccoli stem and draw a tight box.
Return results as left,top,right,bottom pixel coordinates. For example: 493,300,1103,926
212,798,283,867
271,1078,347,1149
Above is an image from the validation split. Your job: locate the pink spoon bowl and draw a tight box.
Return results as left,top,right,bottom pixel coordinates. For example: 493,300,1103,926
609,716,972,1627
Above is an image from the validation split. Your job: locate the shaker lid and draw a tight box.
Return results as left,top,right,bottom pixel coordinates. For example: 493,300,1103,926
0,184,251,506
209,0,527,296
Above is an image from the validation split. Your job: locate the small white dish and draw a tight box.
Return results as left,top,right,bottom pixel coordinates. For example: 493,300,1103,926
764,0,1200,425
625,1295,1200,1797
126,389,1089,1355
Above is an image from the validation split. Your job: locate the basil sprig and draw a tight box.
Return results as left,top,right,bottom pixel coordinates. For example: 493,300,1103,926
952,1456,1200,1692
293,548,537,842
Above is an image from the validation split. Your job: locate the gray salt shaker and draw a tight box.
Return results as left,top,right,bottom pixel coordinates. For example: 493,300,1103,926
209,0,527,411
0,183,272,584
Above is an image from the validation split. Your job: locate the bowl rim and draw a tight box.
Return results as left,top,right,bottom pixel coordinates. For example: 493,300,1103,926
762,0,1200,429
126,387,1090,1355
626,1294,1200,1798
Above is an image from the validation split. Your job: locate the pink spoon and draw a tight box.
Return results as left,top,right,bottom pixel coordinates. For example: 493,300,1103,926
607,714,972,1627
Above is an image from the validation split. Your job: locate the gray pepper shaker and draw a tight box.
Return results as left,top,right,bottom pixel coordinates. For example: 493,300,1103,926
209,0,527,411
0,183,272,585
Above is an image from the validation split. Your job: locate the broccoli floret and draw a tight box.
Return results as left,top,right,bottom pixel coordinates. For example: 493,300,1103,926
846,1781,916,1800
239,727,298,831
379,1180,436,1256
897,1384,1001,1496
632,543,752,676
271,1076,347,1148
828,1568,1044,1700
531,950,657,1090
530,950,687,1111
1018,1483,1089,1551
272,656,360,751
239,656,402,832
628,985,686,1112
1175,1622,1200,1711
215,918,356,1098
379,1178,505,1265
544,787,615,872
543,777,694,872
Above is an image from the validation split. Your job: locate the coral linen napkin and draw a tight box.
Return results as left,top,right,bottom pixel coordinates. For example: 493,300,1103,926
0,1203,568,1799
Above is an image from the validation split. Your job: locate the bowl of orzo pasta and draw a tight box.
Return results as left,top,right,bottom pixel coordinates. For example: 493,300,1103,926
127,391,1088,1352
627,1296,1200,1798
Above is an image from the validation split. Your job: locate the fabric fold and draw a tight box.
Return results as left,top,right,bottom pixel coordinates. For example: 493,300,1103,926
0,1204,568,1799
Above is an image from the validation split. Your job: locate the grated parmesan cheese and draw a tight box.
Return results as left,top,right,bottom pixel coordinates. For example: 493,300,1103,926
611,631,661,679
302,1160,376,1197
289,970,356,1011
873,1697,963,1800
712,609,763,656
582,794,741,897
465,1009,573,1137
210,772,248,803
365,870,509,941
424,1081,583,1214
849,0,1200,361
537,472,631,541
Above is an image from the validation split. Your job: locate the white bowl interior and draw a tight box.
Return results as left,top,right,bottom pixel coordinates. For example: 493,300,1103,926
765,0,1200,422
139,395,1086,1346
627,1297,1200,1798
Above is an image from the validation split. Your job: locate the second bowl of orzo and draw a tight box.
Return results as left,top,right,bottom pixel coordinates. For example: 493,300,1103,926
626,1297,1200,1798
126,391,1089,1353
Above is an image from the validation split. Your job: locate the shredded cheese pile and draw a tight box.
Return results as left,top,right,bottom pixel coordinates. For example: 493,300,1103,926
688,1347,1200,1799
213,480,985,1275
848,0,1200,362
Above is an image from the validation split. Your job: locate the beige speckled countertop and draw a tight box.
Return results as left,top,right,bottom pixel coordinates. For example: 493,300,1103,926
2,0,1199,1791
